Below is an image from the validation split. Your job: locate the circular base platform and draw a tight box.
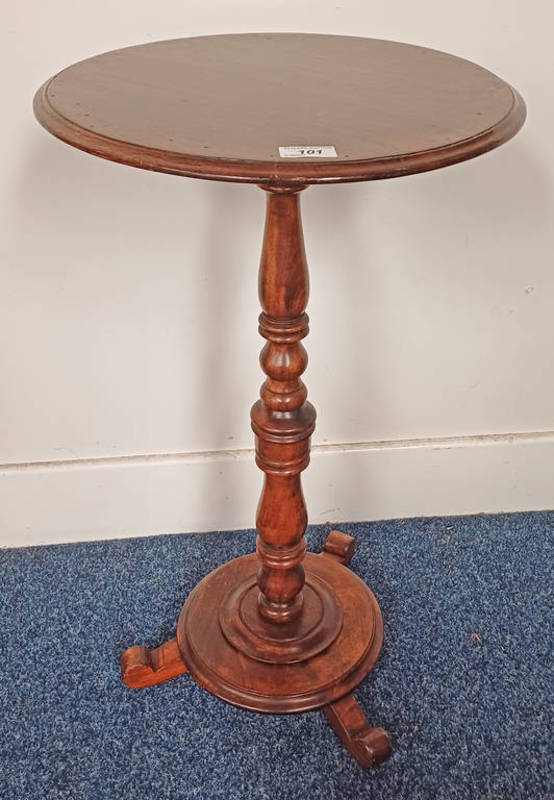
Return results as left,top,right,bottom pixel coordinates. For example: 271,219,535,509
177,551,384,713
218,569,344,664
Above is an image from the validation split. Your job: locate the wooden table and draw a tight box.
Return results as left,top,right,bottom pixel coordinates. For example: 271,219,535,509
34,34,525,768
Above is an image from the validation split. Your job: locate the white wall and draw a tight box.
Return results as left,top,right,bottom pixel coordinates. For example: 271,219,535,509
1,2,553,546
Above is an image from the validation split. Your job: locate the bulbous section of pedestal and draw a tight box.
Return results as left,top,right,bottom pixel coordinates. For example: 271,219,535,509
177,551,384,713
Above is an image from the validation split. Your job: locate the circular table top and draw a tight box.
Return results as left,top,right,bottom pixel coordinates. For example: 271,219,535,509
34,34,525,185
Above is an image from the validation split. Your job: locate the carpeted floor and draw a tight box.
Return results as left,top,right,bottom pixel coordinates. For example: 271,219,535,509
0,511,552,799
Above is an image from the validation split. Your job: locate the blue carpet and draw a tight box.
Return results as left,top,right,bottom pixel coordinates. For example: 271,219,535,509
0,511,552,799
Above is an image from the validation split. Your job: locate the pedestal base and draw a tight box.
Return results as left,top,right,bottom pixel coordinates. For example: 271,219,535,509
121,532,392,768
178,551,382,713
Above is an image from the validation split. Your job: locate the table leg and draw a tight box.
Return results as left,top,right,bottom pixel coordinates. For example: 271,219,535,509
322,530,357,565
121,638,187,688
323,693,392,768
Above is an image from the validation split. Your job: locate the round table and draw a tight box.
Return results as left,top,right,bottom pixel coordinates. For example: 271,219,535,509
34,33,525,768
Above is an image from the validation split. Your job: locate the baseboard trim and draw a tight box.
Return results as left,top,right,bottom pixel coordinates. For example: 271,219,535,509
2,429,554,472
1,430,553,547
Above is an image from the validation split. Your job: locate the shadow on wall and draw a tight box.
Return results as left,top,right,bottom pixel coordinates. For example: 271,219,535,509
193,180,263,536
304,136,549,520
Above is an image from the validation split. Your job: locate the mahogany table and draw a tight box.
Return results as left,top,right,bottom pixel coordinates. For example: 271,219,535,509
34,34,525,768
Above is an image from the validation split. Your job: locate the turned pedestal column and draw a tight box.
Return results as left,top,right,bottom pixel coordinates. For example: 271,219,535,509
252,187,313,628
176,187,387,733
33,33,525,768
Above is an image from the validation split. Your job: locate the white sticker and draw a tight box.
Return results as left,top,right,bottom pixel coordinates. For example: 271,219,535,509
279,145,337,158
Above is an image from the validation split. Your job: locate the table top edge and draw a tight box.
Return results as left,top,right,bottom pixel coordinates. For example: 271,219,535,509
33,69,526,186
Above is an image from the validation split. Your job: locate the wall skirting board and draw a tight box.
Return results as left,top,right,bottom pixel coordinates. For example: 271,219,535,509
1,431,553,548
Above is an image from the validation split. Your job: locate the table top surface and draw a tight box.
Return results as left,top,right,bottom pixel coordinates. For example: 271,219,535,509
34,33,525,185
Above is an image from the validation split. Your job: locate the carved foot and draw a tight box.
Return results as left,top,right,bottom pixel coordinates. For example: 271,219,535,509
323,693,391,768
121,637,188,688
322,530,356,565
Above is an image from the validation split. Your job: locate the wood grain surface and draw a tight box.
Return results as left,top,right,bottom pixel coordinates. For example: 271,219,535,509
177,551,384,713
34,33,525,184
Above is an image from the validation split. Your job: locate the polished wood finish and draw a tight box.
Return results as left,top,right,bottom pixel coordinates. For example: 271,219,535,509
178,191,384,705
34,34,525,185
322,530,356,566
323,694,392,768
252,187,313,625
218,566,344,665
121,638,187,688
178,550,383,713
33,33,525,768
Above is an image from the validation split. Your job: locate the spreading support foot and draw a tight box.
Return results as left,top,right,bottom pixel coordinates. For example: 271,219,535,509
323,693,391,768
322,530,356,566
121,637,188,688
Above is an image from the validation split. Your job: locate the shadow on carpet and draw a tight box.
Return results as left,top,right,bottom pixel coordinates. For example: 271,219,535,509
1,511,552,799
